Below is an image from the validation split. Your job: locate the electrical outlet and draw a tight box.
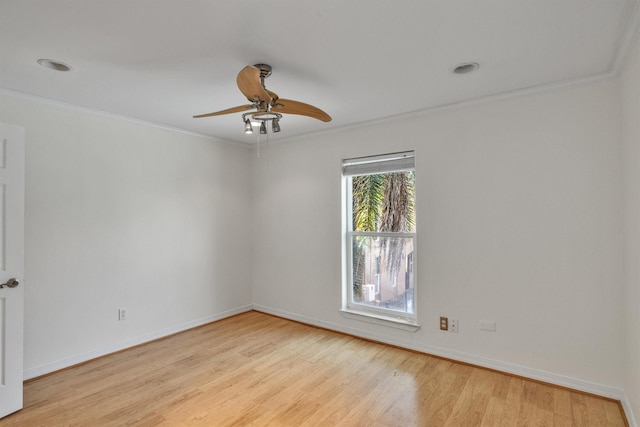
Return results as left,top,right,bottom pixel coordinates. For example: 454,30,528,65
118,308,127,321
450,319,458,333
440,316,448,331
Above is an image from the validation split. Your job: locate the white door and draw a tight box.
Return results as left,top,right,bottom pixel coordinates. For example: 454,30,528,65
0,123,25,419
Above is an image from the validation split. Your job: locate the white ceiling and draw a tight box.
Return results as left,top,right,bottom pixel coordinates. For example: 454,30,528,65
1,0,638,145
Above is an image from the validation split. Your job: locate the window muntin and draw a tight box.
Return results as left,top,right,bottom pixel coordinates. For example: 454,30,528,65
343,151,416,324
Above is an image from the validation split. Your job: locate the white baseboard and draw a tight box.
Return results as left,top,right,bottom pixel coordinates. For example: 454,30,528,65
623,396,638,427
23,305,253,381
253,305,630,409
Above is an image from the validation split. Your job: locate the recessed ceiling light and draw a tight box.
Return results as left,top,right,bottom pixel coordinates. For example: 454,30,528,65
453,62,479,74
37,59,72,72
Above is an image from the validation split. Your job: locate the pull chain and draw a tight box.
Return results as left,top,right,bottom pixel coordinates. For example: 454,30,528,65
255,124,270,158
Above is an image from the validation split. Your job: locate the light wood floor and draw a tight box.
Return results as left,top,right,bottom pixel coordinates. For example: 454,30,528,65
2,311,627,426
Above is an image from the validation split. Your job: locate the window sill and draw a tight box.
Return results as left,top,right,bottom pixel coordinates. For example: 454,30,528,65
340,309,420,332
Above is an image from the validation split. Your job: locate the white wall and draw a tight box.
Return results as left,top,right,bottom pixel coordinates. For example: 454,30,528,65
252,79,624,394
0,92,253,376
621,32,640,426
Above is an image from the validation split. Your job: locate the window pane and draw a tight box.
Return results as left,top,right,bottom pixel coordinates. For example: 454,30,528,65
351,171,415,233
351,234,414,314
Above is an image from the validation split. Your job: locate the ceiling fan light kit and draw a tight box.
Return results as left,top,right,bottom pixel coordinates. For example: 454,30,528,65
244,119,253,134
242,111,283,134
193,63,331,136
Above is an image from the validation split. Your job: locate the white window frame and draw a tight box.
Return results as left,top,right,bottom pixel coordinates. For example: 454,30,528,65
341,151,418,329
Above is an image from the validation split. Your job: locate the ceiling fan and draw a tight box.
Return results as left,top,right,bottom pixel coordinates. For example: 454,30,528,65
193,64,331,135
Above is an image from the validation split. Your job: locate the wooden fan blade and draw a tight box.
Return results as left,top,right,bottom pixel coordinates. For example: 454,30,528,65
237,66,272,103
272,98,332,122
266,89,279,103
193,104,254,118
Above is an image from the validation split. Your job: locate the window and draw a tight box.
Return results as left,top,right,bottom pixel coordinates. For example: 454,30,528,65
342,151,416,325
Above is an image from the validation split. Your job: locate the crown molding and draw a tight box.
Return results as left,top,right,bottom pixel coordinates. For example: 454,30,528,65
0,87,251,148
612,0,640,75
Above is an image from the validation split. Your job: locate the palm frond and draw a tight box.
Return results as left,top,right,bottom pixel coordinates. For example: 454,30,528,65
352,174,385,232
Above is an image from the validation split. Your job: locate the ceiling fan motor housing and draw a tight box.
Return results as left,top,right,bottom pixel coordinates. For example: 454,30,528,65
254,64,272,79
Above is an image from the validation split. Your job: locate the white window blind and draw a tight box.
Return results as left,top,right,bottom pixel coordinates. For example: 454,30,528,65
342,151,415,176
